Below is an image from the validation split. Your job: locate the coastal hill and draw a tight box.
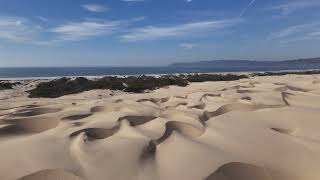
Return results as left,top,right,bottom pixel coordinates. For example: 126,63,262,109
170,57,320,69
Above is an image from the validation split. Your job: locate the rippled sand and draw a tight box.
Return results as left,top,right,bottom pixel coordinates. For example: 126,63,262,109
1,74,320,180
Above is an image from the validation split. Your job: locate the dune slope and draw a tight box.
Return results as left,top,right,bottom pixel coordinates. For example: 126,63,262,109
0,74,320,180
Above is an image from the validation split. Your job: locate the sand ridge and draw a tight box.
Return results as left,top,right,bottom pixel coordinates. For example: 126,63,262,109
0,74,320,180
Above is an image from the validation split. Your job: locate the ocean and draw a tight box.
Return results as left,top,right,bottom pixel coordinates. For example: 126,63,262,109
0,66,318,79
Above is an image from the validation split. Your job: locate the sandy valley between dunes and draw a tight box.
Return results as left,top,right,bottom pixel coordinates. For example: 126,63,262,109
1,74,320,180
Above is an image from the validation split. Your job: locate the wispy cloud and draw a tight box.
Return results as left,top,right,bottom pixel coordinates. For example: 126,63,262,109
0,15,240,46
37,16,49,22
269,0,320,16
49,20,122,41
240,0,256,17
120,0,146,2
0,16,128,45
0,16,43,43
131,16,146,22
180,43,196,49
121,19,242,42
269,22,320,44
269,23,320,39
82,4,108,12
120,0,147,6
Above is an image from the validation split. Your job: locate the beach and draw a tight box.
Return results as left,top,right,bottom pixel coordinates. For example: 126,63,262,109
1,74,320,180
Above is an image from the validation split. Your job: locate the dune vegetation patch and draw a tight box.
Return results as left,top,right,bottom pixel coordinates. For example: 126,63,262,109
0,81,21,90
252,70,320,77
28,74,250,98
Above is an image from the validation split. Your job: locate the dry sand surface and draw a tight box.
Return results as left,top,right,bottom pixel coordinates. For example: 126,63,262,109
1,74,320,180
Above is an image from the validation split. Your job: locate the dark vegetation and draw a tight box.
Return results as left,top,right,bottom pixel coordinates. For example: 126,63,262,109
28,75,189,98
0,81,21,90
28,77,124,98
252,70,320,76
185,74,248,82
28,74,249,98
122,75,188,93
25,69,320,98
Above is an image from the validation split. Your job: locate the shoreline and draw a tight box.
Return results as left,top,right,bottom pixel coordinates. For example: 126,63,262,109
1,68,319,81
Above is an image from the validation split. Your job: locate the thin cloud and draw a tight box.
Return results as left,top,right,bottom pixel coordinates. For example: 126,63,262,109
121,19,242,42
0,15,241,46
269,22,320,44
120,0,146,2
37,16,49,22
49,20,121,41
269,23,320,40
239,0,256,17
269,0,320,16
82,4,108,12
131,16,146,22
0,16,129,45
0,16,42,43
180,43,196,49
120,0,147,6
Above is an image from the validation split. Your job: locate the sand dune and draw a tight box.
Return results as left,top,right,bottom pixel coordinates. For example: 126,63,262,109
205,162,275,180
0,116,59,136
18,169,83,180
0,74,320,180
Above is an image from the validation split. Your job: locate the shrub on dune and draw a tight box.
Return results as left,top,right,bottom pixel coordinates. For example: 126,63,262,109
28,74,248,98
0,81,21,90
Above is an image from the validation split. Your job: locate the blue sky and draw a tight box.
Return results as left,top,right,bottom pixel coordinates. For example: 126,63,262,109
0,0,319,67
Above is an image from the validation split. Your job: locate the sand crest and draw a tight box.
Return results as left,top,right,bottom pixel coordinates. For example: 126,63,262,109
0,74,320,180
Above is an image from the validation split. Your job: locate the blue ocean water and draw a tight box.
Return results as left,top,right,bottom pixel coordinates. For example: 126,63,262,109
0,66,317,79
